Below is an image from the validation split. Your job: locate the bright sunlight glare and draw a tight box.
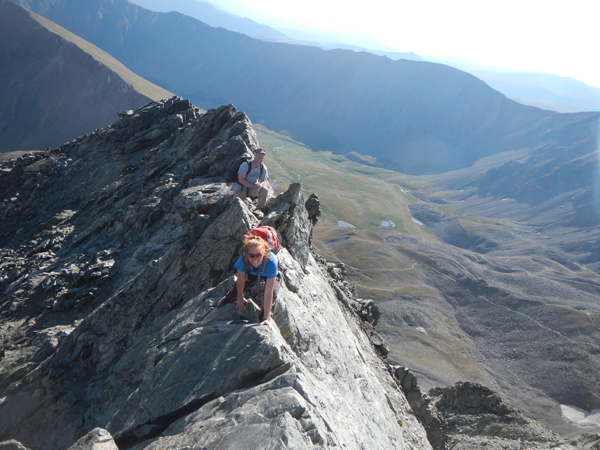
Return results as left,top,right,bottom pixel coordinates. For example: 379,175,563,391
219,0,600,88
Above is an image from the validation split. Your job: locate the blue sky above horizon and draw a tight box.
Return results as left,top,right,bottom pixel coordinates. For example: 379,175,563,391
208,0,600,89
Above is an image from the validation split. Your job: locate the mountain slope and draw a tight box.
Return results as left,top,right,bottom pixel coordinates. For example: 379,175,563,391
2,0,599,439
9,0,598,176
0,97,433,450
0,0,172,152
2,97,596,450
136,0,595,113
255,124,600,437
425,57,600,112
131,0,288,41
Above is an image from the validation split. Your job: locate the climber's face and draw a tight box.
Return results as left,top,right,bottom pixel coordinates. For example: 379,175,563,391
247,246,264,268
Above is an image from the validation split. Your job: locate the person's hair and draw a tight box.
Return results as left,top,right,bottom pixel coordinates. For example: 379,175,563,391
243,234,270,258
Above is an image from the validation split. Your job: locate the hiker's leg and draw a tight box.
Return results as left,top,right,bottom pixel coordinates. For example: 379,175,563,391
217,273,258,307
257,274,281,321
233,188,247,202
256,186,268,211
272,273,281,303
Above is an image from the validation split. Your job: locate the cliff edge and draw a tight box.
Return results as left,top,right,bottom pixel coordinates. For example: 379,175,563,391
0,98,431,449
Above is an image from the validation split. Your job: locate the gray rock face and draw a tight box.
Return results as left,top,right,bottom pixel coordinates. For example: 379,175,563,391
66,429,118,450
430,382,573,450
0,98,431,449
394,371,600,450
0,441,30,450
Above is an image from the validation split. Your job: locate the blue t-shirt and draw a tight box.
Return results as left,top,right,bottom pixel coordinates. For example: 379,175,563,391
235,252,278,278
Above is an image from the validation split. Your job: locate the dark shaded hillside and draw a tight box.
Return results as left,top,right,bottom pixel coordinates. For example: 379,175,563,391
131,0,288,41
0,0,171,153
9,0,597,175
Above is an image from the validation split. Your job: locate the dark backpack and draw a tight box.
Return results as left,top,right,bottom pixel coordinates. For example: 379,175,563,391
228,160,265,185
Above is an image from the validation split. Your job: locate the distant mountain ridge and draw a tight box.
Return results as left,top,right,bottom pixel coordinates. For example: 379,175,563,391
132,0,421,61
132,0,288,41
476,70,600,112
0,0,172,152
7,0,598,177
425,57,600,112
135,0,600,113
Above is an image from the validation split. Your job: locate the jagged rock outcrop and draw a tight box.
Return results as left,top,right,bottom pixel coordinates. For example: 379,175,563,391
0,98,432,449
395,367,447,450
394,368,600,450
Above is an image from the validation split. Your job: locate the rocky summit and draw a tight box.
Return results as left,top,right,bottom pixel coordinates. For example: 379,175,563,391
0,97,431,449
1,97,599,450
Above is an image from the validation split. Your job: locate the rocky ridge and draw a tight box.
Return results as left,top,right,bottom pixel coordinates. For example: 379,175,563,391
397,369,600,450
0,97,430,449
12,0,597,176
1,97,598,450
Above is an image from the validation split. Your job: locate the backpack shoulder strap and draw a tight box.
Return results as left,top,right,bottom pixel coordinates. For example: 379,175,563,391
244,254,268,275
259,256,268,276
245,160,253,176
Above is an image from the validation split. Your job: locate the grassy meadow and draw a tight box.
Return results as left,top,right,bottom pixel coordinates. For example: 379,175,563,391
255,124,443,301
255,124,435,234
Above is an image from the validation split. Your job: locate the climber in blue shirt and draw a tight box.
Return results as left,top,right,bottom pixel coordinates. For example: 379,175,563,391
218,233,280,329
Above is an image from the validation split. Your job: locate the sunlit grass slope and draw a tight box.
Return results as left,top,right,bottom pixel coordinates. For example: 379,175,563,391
255,124,446,302
31,12,173,101
256,124,485,380
256,124,434,236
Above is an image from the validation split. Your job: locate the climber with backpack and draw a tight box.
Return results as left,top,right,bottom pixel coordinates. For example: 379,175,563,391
233,148,269,212
217,226,281,330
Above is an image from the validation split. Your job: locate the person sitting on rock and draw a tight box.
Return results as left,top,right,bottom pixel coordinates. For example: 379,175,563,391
218,233,280,329
233,148,269,212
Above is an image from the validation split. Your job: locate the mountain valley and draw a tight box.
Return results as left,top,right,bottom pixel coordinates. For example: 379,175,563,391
7,0,598,175
257,124,600,437
1,1,600,448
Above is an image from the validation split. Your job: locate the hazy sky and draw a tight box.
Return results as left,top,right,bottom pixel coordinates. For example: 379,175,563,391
211,0,600,89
